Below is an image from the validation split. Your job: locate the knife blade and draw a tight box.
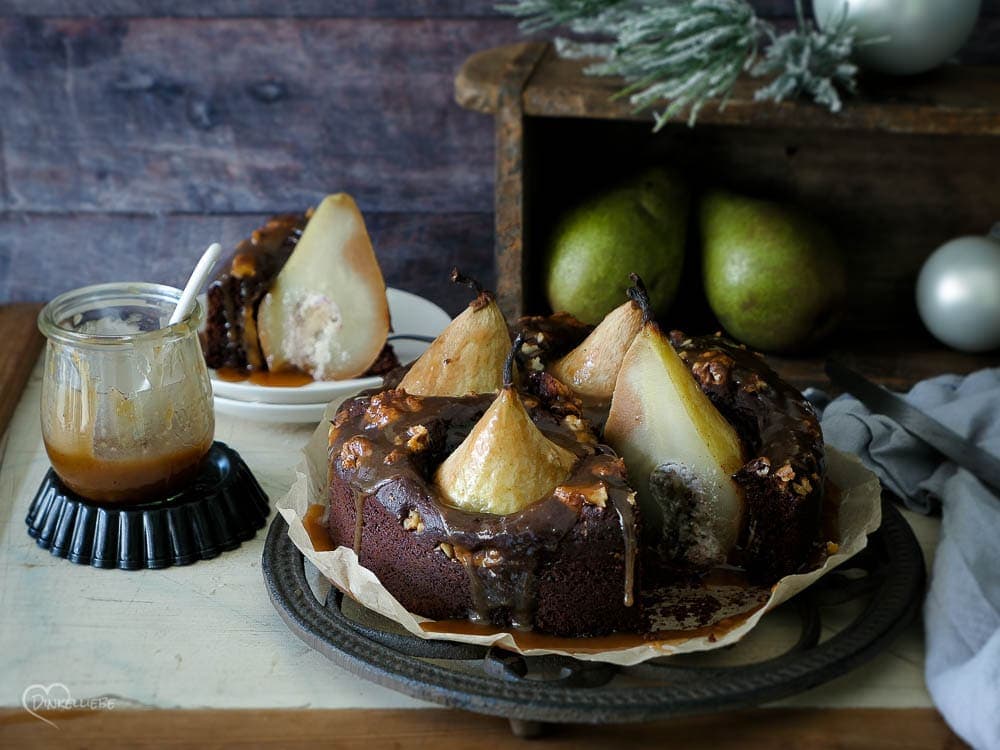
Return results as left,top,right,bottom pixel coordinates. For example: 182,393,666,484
825,359,1000,497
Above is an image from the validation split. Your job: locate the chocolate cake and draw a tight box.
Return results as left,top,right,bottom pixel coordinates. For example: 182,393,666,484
670,332,825,581
517,315,825,583
201,212,398,376
203,214,305,371
326,388,643,637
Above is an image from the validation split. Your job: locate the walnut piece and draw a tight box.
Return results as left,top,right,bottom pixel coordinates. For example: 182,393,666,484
402,509,425,533
554,482,608,509
405,424,431,452
775,462,796,482
340,437,373,470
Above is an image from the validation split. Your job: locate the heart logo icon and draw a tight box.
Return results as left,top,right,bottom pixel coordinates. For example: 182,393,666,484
22,682,72,728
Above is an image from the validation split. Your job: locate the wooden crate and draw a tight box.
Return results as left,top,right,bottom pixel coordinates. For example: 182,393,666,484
455,42,1000,389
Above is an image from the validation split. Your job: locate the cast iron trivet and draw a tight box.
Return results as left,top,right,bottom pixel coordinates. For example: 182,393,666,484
262,497,925,737
26,441,269,570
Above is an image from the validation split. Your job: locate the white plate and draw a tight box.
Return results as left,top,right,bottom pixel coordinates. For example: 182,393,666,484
213,395,330,425
209,287,450,405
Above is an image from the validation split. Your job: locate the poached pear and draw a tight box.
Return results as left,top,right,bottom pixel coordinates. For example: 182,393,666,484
257,193,390,380
435,335,577,516
398,269,511,397
700,191,846,352
604,296,744,566
548,274,646,402
544,167,689,325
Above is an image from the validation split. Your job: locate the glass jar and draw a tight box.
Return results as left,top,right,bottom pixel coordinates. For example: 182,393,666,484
38,283,215,504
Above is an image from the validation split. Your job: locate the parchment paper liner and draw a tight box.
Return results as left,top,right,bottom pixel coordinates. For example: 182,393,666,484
277,398,883,667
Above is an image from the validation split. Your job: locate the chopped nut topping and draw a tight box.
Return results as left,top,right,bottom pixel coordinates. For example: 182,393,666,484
436,542,454,559
230,252,257,278
528,356,544,372
776,462,796,482
405,424,431,452
563,414,585,432
793,477,813,496
749,457,771,476
626,491,637,507
692,353,734,386
521,342,541,356
364,394,399,428
554,482,608,509
383,449,407,465
826,541,840,555
340,437,373,470
402,509,425,533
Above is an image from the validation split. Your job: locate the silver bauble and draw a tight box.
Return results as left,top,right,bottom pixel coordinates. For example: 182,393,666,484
812,0,980,75
916,235,1000,353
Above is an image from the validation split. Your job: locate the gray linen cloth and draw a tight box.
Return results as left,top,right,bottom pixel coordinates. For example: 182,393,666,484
820,369,1000,750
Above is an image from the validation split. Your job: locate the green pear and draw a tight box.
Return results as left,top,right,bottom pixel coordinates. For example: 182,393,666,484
700,191,846,352
544,167,689,325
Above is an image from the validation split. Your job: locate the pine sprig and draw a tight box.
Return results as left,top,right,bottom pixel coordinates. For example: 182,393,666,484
498,0,858,128
751,2,858,112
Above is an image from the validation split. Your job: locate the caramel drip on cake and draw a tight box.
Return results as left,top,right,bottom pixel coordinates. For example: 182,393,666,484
613,492,638,607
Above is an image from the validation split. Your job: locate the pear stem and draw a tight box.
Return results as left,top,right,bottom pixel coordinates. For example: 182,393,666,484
450,267,493,311
503,332,524,389
627,273,655,324
450,267,484,295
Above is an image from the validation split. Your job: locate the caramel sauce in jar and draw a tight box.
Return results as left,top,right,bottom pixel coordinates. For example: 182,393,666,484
38,283,215,505
43,439,212,503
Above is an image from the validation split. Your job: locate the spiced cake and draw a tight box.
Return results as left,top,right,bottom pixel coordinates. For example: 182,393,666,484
201,205,398,378
325,387,643,637
518,312,826,583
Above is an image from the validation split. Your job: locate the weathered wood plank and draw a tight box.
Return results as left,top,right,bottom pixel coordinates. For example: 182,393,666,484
0,17,520,215
0,303,43,439
3,0,997,18
458,43,1000,134
0,707,968,749
0,211,494,316
0,0,506,17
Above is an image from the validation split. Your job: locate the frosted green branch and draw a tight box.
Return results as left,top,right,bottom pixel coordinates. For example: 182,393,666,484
498,0,859,127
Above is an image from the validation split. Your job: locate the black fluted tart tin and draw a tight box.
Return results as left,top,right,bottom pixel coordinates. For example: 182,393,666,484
25,441,269,570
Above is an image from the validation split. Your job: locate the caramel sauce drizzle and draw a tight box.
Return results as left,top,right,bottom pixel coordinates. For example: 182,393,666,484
420,604,763,652
215,367,314,388
303,504,335,551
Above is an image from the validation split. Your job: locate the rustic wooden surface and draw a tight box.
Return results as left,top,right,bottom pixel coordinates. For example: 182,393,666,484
1,3,998,313
0,347,948,735
0,212,494,316
0,304,43,438
493,42,548,321
0,15,520,315
455,42,1000,376
0,707,969,749
457,45,1000,134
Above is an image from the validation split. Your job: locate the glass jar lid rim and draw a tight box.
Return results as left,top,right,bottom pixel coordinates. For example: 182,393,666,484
38,282,203,346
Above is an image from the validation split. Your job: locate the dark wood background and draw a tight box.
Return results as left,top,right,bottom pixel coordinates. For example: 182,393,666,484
1,1,997,316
